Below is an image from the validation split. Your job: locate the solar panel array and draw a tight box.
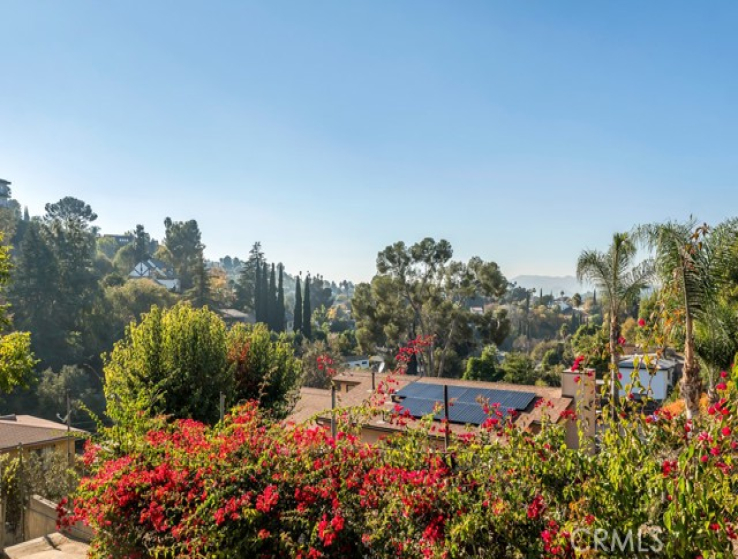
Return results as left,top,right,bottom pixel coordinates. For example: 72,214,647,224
394,383,537,426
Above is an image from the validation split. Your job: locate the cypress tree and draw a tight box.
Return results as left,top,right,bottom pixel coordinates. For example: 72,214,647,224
302,274,312,339
593,289,597,305
254,260,262,322
260,263,269,326
294,276,303,334
276,264,285,332
268,263,277,330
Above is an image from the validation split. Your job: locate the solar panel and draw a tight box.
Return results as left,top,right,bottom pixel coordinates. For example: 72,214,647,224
397,397,494,425
396,383,536,412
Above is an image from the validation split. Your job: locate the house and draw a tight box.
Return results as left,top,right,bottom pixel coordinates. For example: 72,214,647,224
0,414,84,457
217,308,255,326
344,355,370,369
288,370,594,450
101,234,134,247
617,354,678,402
129,258,180,292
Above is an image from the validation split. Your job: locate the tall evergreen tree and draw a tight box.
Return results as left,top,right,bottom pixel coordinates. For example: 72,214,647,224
294,276,303,334
254,259,262,322
268,263,277,330
302,274,312,339
276,264,285,332
260,262,269,325
236,242,264,314
185,251,211,308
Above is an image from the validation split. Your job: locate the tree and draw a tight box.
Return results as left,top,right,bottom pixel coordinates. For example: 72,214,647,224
260,262,269,324
302,275,312,339
572,293,582,308
0,235,37,392
132,224,152,263
104,279,178,342
500,352,538,385
638,219,738,417
37,365,105,420
462,345,503,382
227,323,301,418
104,303,231,426
185,251,212,308
254,260,263,322
276,264,286,332
43,196,97,226
268,263,277,330
15,198,102,369
310,275,334,311
294,276,303,334
355,238,507,377
576,233,652,418
163,218,204,291
236,243,264,314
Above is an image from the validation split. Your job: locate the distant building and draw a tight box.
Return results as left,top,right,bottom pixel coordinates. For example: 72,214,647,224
617,354,678,402
129,258,180,292
101,234,134,247
288,371,589,450
217,308,255,326
345,355,370,369
0,414,85,456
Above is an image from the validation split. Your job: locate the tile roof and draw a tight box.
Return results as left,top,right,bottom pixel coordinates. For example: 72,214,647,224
287,371,572,437
0,415,85,452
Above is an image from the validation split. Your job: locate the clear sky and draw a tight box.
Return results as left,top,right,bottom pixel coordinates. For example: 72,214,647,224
1,1,737,283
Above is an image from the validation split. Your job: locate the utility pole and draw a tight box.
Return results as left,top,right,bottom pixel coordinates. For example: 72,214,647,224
66,391,72,467
443,384,450,452
330,385,337,439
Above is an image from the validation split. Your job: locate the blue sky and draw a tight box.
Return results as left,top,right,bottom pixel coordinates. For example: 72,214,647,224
1,1,737,283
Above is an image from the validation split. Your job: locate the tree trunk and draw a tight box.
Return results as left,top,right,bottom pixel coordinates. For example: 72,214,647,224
681,312,702,419
437,318,458,378
609,313,619,422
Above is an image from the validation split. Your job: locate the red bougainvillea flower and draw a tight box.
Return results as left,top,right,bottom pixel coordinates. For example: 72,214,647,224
638,318,646,327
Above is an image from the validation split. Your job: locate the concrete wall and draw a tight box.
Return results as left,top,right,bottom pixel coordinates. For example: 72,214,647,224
26,495,93,543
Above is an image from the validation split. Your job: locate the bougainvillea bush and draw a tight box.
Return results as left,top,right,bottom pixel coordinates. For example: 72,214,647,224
64,366,738,558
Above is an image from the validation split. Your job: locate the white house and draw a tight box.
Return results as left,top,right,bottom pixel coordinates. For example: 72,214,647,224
129,258,180,292
345,355,370,369
617,354,678,402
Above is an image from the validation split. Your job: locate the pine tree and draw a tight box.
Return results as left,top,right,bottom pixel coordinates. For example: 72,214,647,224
268,263,277,330
294,276,303,334
593,289,597,305
236,242,264,314
23,206,29,222
302,274,312,339
254,260,262,322
276,264,285,332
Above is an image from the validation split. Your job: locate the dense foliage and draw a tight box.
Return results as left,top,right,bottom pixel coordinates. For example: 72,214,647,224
104,303,302,426
65,359,738,558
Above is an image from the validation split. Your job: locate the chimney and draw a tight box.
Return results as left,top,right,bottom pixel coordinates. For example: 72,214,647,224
561,368,597,452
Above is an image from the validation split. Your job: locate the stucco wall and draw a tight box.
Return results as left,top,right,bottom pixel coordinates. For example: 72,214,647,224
26,495,93,543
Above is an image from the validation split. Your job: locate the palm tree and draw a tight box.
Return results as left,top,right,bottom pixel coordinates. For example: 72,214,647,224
576,233,653,419
638,219,738,418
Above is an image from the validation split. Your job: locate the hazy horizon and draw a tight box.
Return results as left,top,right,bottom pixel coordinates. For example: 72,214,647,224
2,2,737,283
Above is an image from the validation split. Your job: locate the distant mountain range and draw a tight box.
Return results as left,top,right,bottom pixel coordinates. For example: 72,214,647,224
510,275,590,297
